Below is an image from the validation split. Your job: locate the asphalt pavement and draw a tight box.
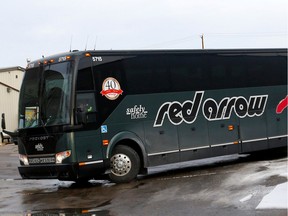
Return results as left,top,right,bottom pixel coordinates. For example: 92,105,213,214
0,143,287,216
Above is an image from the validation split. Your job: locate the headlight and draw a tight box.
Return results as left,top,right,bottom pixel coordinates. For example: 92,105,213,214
56,150,71,164
19,154,29,165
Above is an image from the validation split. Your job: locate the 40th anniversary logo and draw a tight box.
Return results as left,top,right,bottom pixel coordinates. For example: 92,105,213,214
101,77,123,100
154,91,268,127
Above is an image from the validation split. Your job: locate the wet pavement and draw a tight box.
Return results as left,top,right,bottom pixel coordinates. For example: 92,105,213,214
0,143,287,216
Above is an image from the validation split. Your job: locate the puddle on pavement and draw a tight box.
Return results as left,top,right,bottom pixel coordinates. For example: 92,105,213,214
261,174,287,187
18,179,130,212
19,182,114,212
19,180,117,203
255,166,269,172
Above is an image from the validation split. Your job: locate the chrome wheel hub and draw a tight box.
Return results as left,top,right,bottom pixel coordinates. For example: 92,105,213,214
110,153,131,176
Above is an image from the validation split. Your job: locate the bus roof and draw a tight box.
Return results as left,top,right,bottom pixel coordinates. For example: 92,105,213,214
27,48,287,68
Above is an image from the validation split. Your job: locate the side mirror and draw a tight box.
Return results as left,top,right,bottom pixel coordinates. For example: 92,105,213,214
1,113,6,130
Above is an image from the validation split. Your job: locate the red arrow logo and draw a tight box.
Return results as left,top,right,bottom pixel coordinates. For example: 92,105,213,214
276,96,288,114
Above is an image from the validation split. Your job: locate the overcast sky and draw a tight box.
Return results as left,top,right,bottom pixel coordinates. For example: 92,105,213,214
0,0,287,68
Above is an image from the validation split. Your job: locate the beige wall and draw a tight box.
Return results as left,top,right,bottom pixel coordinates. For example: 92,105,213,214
0,67,24,131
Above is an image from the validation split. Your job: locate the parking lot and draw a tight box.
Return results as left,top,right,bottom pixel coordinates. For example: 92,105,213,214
0,143,287,216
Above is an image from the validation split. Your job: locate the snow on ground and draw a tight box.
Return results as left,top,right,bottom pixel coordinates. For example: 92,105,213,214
256,173,288,209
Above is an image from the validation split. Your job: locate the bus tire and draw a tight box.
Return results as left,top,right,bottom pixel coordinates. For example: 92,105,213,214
109,145,140,183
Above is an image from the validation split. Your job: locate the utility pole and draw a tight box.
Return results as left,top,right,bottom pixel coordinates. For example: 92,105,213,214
201,34,205,49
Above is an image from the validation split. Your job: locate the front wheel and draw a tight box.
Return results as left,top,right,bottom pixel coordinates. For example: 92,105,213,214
109,145,140,183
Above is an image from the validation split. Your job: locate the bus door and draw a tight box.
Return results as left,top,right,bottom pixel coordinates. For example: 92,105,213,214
74,57,104,164
74,92,103,163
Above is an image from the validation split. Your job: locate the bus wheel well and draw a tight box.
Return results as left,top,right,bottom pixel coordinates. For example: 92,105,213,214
114,139,146,174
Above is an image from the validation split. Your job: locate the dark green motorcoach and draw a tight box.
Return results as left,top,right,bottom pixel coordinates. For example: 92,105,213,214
16,49,287,183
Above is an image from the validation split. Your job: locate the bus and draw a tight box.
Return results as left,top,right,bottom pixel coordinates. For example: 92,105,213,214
14,49,287,183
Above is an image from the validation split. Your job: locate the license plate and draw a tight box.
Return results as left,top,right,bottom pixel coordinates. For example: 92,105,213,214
28,157,55,164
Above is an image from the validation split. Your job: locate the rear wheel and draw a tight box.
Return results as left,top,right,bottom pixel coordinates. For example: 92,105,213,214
109,145,140,183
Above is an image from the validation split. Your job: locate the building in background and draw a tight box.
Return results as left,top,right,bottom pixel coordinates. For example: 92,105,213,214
0,66,25,132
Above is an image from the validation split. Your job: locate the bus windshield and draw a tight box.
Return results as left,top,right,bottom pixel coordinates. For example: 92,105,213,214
19,62,73,128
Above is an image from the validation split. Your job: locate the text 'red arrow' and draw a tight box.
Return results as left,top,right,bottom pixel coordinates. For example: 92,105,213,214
276,96,288,114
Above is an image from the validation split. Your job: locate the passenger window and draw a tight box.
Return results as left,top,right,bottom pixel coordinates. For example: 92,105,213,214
124,56,170,94
170,55,209,91
76,92,97,123
77,58,94,91
76,92,96,112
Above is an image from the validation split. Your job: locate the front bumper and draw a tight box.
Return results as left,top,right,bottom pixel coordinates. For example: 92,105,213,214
18,162,106,181
18,163,78,180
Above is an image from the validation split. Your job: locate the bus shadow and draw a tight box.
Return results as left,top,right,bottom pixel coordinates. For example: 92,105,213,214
24,208,110,216
241,147,287,162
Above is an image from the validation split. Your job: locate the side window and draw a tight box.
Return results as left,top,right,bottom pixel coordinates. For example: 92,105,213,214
76,58,97,123
208,55,247,89
223,56,247,89
124,55,170,94
170,55,209,91
76,93,96,113
92,57,126,125
93,59,124,90
246,55,287,87
246,56,267,87
76,92,97,123
208,56,228,89
77,58,94,91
